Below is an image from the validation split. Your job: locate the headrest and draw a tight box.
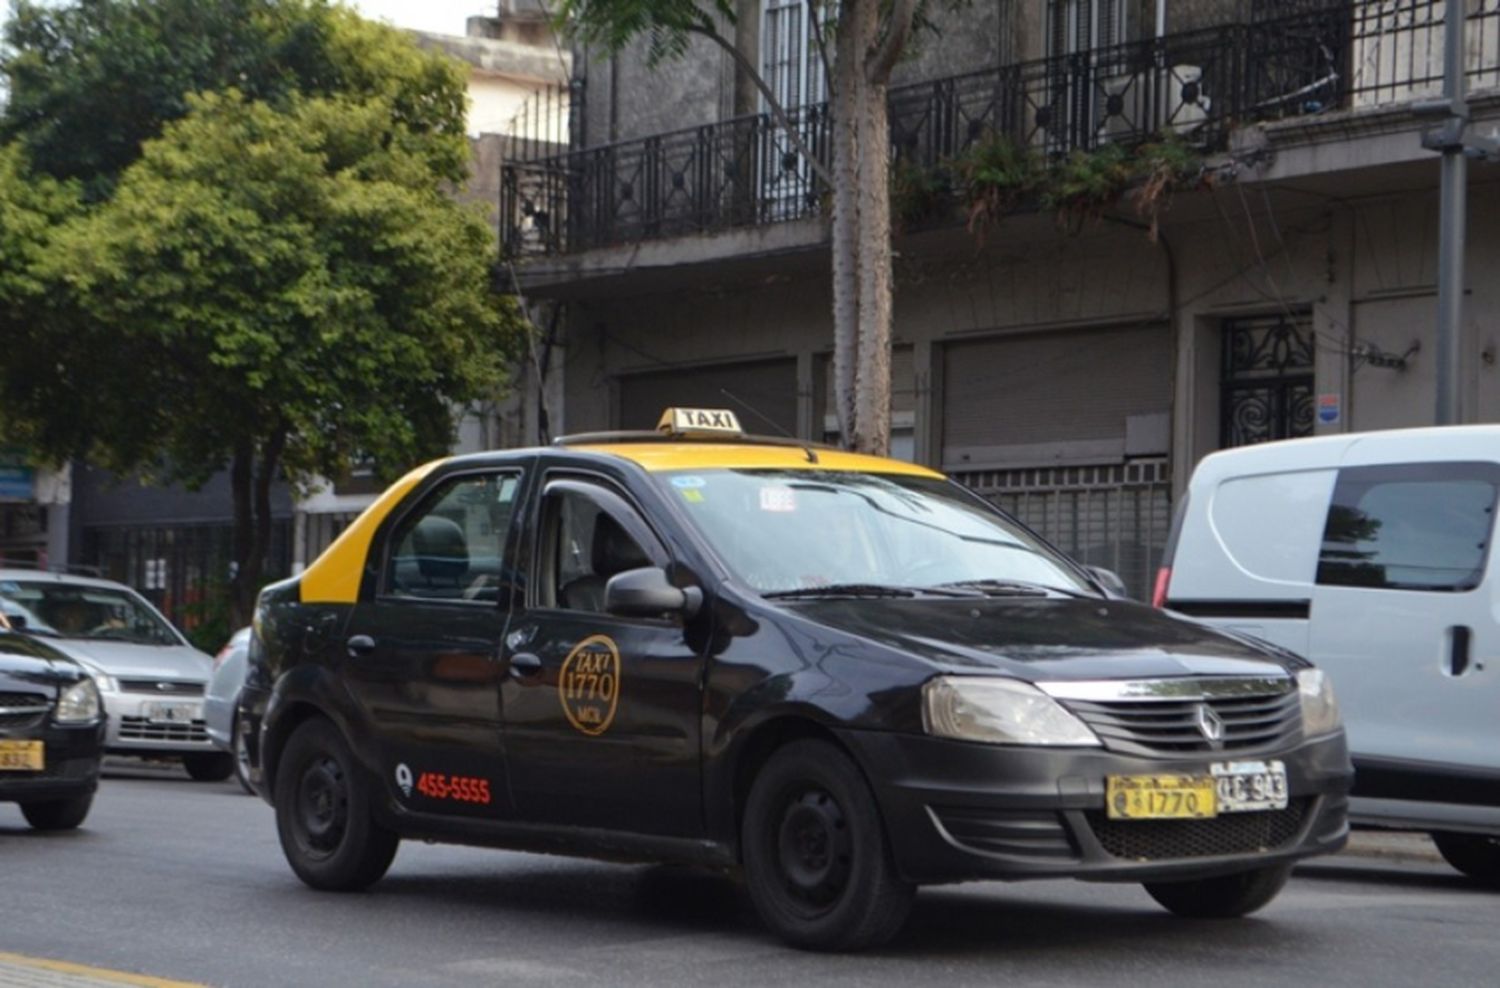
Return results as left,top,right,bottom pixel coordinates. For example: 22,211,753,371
412,515,469,580
591,513,652,577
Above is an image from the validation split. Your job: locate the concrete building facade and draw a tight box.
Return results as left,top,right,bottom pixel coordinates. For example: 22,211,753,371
502,0,1500,598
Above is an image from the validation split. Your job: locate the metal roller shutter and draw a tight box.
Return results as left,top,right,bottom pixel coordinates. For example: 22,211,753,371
616,358,799,436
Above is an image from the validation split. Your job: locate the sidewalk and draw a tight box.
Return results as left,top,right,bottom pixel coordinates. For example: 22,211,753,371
1339,830,1444,865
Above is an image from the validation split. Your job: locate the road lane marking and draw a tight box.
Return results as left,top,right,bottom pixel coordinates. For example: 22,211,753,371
0,953,205,988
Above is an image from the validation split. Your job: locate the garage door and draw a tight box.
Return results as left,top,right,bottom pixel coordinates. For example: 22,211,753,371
616,357,799,436
941,323,1171,469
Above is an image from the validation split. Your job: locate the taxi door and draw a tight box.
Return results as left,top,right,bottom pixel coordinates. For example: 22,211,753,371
500,473,705,838
340,466,529,820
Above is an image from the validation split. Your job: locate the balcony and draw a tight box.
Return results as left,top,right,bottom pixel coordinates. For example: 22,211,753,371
501,0,1500,261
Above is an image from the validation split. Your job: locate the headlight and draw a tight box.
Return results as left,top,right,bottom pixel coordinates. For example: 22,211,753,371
90,672,117,693
55,678,101,724
923,676,1101,746
1297,668,1341,737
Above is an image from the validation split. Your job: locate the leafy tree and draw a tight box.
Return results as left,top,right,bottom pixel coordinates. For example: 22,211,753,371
0,3,523,622
558,0,926,455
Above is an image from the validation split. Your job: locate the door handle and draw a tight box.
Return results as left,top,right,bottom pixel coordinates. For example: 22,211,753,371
509,652,543,679
346,635,376,658
1446,625,1472,677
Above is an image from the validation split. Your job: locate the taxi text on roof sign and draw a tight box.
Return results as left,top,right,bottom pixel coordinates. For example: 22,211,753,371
657,407,743,437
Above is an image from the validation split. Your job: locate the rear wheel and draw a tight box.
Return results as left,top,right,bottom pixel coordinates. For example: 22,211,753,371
21,793,93,831
742,739,914,951
274,718,398,891
232,721,256,795
183,751,234,782
1144,863,1292,918
1432,832,1500,886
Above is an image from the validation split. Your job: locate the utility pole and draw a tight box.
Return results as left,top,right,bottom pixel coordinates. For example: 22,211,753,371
1417,1,1498,425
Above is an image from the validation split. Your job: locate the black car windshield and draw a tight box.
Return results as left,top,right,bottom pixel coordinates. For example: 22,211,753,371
0,580,181,646
657,469,1094,596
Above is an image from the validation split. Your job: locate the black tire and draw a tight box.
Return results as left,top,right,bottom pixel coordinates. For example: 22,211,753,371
742,739,914,951
274,717,398,891
1144,863,1292,918
183,751,235,782
232,720,256,796
1433,832,1500,886
21,793,93,831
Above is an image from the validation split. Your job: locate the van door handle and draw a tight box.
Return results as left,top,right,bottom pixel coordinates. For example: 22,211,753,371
1447,625,1472,677
346,635,376,658
509,653,543,679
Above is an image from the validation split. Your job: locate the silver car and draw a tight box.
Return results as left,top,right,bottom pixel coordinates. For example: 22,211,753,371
0,569,231,781
204,626,254,793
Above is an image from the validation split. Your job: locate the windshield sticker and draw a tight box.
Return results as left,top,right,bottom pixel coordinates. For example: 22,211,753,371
679,488,705,503
760,486,797,512
671,475,706,488
560,635,621,736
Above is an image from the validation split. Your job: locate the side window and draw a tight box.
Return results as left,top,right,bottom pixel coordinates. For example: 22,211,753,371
384,472,522,602
538,485,658,613
1317,463,1500,592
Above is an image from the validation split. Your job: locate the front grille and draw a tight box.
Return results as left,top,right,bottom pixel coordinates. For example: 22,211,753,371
1063,689,1301,756
931,806,1078,860
118,679,205,697
1086,800,1310,861
118,717,209,743
0,690,52,727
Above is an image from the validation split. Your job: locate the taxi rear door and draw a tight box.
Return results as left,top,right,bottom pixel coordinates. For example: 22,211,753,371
340,465,529,820
500,472,705,838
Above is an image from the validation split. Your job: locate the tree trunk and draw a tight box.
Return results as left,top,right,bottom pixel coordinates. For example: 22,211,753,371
228,440,254,627
851,70,892,457
829,0,863,445
228,430,286,629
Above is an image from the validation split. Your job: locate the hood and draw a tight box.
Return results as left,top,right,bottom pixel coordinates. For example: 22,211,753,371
36,638,213,682
0,633,86,691
784,596,1297,682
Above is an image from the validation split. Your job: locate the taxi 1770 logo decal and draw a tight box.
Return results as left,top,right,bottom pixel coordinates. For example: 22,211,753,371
559,635,621,735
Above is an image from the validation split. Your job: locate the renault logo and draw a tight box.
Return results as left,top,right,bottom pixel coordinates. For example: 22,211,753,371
1196,703,1226,743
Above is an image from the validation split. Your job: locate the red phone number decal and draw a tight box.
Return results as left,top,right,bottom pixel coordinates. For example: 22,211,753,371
415,771,492,805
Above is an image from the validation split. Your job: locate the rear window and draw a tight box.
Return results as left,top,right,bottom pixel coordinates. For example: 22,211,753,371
1316,462,1500,592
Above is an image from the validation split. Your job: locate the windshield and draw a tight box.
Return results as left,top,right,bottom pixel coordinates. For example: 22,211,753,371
658,469,1094,596
0,580,182,646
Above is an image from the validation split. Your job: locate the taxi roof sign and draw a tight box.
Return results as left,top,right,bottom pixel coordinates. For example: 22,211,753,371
657,407,743,438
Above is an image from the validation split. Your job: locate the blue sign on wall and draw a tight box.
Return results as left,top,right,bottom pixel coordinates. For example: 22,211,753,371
0,458,34,501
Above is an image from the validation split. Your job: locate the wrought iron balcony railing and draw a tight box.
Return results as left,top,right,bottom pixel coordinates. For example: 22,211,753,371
502,0,1500,260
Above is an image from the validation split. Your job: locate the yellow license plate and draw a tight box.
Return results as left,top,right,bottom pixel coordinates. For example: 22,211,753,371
1106,774,1218,820
0,740,44,771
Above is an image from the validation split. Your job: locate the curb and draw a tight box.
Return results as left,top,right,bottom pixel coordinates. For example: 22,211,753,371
1336,832,1444,866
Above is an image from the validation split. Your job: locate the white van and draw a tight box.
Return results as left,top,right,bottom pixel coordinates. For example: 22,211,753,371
1157,426,1500,883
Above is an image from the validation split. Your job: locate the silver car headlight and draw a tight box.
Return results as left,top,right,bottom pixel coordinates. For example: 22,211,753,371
1297,668,1341,737
55,678,102,724
923,676,1101,746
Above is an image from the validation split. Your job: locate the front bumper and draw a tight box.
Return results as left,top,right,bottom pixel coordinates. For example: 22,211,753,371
838,728,1352,885
0,720,105,804
100,689,214,755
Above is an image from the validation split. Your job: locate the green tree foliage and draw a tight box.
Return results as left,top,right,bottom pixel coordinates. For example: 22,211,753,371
0,2,522,620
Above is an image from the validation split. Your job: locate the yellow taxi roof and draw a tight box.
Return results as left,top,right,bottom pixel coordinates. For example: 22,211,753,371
575,442,944,478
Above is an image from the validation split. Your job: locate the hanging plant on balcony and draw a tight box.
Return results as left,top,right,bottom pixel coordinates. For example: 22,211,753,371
1129,136,1207,241
890,157,954,233
1040,142,1135,233
949,132,1045,244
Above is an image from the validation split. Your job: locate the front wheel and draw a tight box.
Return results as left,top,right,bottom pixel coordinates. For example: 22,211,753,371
274,718,398,891
1432,832,1500,886
1144,863,1292,918
231,721,256,795
21,793,93,831
183,751,235,782
742,739,914,951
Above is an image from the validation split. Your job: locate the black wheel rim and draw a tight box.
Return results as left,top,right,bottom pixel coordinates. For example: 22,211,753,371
295,754,348,859
772,787,852,915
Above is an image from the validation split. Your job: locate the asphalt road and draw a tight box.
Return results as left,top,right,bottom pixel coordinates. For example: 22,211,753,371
3,763,1498,988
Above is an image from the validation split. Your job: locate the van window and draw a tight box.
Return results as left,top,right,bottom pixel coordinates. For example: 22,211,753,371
1316,463,1500,592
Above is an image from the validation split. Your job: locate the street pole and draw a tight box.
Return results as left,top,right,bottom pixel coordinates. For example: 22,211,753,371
1433,0,1468,426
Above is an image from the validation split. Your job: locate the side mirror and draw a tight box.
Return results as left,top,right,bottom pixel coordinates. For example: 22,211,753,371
605,566,703,619
1086,566,1130,599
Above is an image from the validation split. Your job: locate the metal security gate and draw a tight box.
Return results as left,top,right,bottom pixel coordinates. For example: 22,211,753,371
951,458,1171,601
1220,313,1315,448
616,358,799,436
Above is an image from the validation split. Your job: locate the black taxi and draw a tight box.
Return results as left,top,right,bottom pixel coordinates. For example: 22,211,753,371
244,409,1352,950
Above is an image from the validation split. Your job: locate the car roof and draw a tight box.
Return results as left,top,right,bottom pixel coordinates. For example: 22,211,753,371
570,442,943,478
1190,424,1500,488
0,569,139,592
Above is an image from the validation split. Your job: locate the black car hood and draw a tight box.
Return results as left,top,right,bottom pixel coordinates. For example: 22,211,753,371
784,596,1295,681
0,632,85,692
